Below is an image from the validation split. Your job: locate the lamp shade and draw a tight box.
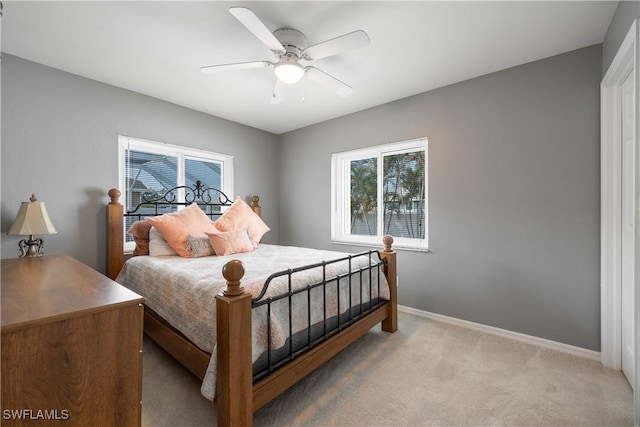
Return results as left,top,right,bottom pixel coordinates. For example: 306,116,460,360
274,62,305,84
7,195,57,236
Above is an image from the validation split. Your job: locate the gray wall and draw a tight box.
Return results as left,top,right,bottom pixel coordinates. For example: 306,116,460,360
1,54,280,272
602,1,640,75
1,44,604,351
278,45,602,351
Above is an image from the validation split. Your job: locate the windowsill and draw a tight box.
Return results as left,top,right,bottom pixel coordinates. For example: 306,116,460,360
330,239,430,253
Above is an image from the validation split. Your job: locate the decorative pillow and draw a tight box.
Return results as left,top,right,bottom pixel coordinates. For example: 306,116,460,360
185,234,215,258
128,220,152,256
149,227,178,256
213,197,270,245
146,203,217,257
205,229,254,256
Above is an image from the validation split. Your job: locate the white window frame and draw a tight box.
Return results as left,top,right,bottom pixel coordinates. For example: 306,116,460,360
331,137,428,251
118,135,234,252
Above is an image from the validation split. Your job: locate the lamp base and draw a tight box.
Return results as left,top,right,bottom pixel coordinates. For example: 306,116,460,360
18,236,44,258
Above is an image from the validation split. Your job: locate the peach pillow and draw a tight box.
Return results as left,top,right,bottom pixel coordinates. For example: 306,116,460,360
206,229,254,256
128,220,152,256
214,197,270,245
146,203,217,257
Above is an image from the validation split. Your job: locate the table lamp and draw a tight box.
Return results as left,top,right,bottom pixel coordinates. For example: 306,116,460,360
7,194,58,257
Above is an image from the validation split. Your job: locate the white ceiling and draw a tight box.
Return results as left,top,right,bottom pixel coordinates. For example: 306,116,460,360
2,1,618,135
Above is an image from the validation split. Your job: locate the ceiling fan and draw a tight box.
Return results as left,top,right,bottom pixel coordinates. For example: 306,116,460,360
200,7,370,100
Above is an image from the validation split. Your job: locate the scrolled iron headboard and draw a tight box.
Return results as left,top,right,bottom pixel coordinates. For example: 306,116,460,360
125,180,234,220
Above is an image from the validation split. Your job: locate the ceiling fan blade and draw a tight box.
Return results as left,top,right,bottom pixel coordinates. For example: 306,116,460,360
305,66,352,97
200,61,272,74
302,30,370,61
229,7,285,53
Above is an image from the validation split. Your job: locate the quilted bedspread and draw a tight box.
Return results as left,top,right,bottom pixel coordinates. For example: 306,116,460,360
115,243,390,400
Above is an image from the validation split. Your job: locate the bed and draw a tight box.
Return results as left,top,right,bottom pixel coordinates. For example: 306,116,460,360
105,182,397,426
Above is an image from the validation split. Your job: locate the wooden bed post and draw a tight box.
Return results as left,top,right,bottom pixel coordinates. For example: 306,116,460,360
216,260,253,427
380,235,398,332
107,188,125,280
250,195,261,217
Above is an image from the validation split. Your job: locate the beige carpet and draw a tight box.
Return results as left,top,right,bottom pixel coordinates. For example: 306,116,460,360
141,312,634,426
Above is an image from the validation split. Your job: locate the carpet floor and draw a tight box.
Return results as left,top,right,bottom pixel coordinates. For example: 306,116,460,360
141,311,634,426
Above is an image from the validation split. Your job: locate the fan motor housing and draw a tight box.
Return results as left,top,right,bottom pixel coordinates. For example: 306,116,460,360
273,28,308,58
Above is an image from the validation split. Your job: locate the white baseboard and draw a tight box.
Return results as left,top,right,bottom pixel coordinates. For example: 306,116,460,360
398,305,601,362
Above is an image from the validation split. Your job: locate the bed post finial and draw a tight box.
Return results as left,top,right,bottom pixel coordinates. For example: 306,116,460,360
222,260,245,296
383,235,394,253
251,195,262,217
108,188,121,205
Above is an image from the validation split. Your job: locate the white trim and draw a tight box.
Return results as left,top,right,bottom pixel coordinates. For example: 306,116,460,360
635,23,640,419
600,63,625,372
398,305,600,362
600,19,639,422
331,137,429,251
601,20,638,370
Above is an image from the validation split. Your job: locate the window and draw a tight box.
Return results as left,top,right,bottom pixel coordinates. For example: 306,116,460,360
331,138,428,251
118,135,233,251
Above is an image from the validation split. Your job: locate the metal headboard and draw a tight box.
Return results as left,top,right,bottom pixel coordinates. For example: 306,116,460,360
124,180,233,220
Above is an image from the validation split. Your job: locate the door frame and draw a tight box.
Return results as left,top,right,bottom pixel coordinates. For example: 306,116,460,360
600,18,639,420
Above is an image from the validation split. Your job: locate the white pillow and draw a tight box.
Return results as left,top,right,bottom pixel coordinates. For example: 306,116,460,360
149,227,178,256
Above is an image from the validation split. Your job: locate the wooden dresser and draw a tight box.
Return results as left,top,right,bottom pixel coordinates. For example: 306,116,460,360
1,255,144,426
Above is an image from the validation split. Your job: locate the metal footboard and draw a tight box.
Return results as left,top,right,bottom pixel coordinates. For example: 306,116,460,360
251,250,388,381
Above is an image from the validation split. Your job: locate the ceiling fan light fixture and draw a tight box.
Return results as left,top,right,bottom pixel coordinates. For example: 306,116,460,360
274,61,305,84
203,7,370,98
